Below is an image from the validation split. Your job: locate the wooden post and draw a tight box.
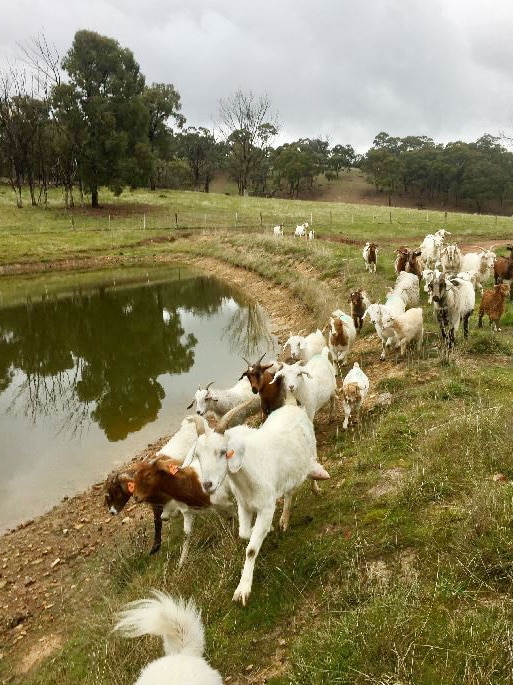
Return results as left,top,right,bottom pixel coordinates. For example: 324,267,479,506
143,214,146,230
175,213,178,229
444,211,447,223
204,213,207,228
235,212,238,228
108,215,111,231
389,211,392,224
310,211,313,225
259,211,263,227
330,210,332,225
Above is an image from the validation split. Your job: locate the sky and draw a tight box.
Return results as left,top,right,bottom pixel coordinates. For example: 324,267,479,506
1,0,513,153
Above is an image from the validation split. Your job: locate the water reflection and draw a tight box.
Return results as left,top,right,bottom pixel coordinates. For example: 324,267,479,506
0,270,272,442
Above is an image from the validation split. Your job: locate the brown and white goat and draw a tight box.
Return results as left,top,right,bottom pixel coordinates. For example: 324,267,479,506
324,310,357,373
478,283,510,331
363,242,378,273
347,289,371,332
394,247,423,279
239,356,289,420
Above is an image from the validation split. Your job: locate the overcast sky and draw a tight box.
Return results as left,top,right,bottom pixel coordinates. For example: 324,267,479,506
1,0,513,152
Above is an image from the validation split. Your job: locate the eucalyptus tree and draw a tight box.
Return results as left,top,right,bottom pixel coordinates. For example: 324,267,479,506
61,30,149,207
218,90,278,195
177,126,221,192
271,141,320,198
327,143,357,177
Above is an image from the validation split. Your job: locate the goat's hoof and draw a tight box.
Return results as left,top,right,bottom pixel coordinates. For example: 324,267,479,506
233,585,251,606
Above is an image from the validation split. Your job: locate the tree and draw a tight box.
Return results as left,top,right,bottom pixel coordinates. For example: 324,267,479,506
142,83,185,190
177,127,221,192
271,142,319,198
328,144,356,177
218,90,278,195
61,30,148,207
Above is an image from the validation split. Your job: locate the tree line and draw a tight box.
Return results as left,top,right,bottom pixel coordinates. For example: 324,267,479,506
1,30,512,213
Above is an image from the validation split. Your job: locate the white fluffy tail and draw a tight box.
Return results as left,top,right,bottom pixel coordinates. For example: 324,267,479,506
114,591,205,657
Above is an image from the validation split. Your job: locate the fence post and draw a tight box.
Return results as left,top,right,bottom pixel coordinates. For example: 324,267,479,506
310,211,313,225
204,213,207,229
444,211,447,223
143,214,146,230
259,211,263,227
330,210,332,225
108,215,111,231
235,212,238,228
389,211,392,224
175,213,178,229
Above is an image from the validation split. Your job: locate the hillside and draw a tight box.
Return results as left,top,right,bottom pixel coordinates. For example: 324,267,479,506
1,195,513,684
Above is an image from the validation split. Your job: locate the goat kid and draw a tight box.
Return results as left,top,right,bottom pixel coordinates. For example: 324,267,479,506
348,289,371,331
494,245,513,301
381,307,424,357
362,242,378,273
325,309,357,371
340,362,370,430
283,328,325,362
478,283,510,331
114,591,224,685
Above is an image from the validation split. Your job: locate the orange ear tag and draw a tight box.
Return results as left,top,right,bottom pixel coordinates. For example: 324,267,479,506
127,481,135,493
168,464,180,476
226,449,235,459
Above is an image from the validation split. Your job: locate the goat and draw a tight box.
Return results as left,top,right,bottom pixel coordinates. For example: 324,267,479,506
460,248,496,294
340,362,370,430
186,378,254,419
420,229,451,267
440,243,462,273
456,269,480,293
181,402,329,605
429,272,475,349
347,289,371,331
114,591,224,685
381,307,424,357
127,455,235,568
478,283,510,331
390,271,420,307
294,221,309,238
283,328,326,362
494,245,513,301
364,293,406,361
273,224,284,237
270,347,337,422
239,356,288,420
421,268,439,304
308,229,315,240
394,246,411,274
362,242,378,273
104,414,210,555
325,309,357,371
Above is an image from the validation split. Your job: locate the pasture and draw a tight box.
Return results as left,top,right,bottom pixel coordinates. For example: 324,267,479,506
1,186,513,685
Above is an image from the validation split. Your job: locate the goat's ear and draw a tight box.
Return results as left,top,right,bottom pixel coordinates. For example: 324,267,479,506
226,442,244,473
186,399,195,409
239,371,248,381
181,443,196,469
126,480,135,494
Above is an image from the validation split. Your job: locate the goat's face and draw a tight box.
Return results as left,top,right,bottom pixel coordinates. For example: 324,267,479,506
272,361,308,393
481,251,496,270
363,304,382,325
194,388,217,415
104,472,133,514
186,431,230,494
430,274,449,304
496,283,510,298
343,382,361,405
381,312,396,330
240,363,273,394
284,335,304,359
348,291,363,307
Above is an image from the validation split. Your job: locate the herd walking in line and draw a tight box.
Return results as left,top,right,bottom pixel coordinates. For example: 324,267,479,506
105,227,512,684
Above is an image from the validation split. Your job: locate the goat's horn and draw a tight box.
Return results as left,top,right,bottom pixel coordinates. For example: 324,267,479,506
215,397,261,435
241,355,250,366
192,415,206,436
256,352,266,365
205,381,215,391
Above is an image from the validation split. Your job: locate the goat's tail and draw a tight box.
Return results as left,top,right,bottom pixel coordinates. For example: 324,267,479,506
114,591,205,657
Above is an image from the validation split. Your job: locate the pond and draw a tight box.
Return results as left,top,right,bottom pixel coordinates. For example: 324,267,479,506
0,264,278,533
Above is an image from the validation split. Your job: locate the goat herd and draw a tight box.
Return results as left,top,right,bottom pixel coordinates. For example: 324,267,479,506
104,229,512,684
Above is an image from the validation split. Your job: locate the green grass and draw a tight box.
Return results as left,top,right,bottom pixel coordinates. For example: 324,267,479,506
3,185,513,685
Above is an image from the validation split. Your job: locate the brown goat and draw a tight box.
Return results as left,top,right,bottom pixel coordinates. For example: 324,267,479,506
478,283,510,331
347,289,370,331
239,358,287,420
105,466,164,555
394,246,411,274
494,245,513,301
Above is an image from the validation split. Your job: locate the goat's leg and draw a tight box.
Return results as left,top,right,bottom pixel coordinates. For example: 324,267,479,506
279,492,293,531
233,506,275,605
149,505,163,555
177,511,195,569
237,503,253,540
463,311,472,338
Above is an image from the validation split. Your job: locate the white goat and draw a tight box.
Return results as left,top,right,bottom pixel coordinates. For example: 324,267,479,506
182,403,329,605
456,269,480,292
325,309,357,370
440,243,462,273
186,378,254,418
273,224,284,237
308,229,315,240
390,271,420,307
364,293,406,360
460,249,496,294
421,268,441,304
381,307,424,357
294,221,309,238
283,328,325,362
114,591,224,685
271,347,337,422
420,228,451,267
429,272,475,349
341,362,370,430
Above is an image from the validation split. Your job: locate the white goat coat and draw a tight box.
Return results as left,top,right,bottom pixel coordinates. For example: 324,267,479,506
284,328,326,362
381,307,424,356
365,294,405,360
392,271,420,307
156,416,202,459
191,378,254,418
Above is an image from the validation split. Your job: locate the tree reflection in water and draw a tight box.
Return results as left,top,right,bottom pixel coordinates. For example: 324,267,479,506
0,271,269,441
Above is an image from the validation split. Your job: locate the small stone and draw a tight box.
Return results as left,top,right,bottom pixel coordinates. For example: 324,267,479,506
50,558,61,569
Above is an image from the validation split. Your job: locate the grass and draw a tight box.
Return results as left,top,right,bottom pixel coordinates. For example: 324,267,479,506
2,185,513,685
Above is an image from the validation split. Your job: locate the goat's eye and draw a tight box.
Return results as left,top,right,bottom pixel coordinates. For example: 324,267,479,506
219,448,227,459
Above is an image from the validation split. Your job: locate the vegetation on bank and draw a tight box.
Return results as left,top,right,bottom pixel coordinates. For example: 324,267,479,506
1,187,513,685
